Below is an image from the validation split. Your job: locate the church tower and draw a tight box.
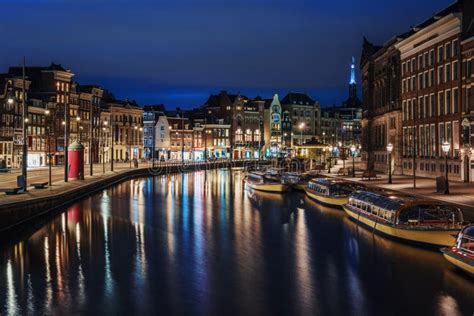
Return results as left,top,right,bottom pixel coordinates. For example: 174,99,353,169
348,56,358,101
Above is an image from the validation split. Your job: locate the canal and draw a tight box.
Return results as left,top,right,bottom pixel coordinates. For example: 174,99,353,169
0,169,473,315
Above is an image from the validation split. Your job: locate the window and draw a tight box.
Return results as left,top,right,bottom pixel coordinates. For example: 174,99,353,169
430,49,435,66
445,42,451,59
411,58,416,72
418,55,423,69
402,62,406,76
452,61,458,81
439,92,444,115
438,66,443,84
430,69,434,87
453,88,459,113
424,52,428,68
430,94,435,118
445,64,450,83
452,39,458,56
446,90,451,114
438,46,443,63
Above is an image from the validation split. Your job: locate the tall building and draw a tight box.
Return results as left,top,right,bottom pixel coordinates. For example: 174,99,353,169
203,91,263,159
460,0,474,181
263,94,283,157
324,57,363,148
106,99,144,162
8,63,74,167
396,2,464,181
281,92,321,146
360,37,404,174
142,104,165,160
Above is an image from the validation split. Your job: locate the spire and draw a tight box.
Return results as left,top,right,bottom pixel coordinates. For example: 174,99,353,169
349,56,356,85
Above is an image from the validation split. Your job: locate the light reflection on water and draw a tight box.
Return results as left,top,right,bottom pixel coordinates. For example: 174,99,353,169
0,169,473,315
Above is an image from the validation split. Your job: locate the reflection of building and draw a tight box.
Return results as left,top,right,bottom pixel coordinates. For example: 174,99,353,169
143,104,165,160
361,37,404,174
263,94,282,157
281,92,321,146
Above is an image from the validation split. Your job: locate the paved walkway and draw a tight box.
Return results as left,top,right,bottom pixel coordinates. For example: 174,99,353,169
324,161,474,219
0,163,151,206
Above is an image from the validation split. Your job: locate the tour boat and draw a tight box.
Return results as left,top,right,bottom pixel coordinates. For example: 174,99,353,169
305,178,363,207
343,190,464,247
441,225,474,276
283,171,325,191
244,172,289,193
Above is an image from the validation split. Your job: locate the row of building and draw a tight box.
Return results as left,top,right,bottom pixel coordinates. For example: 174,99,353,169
0,59,363,168
360,0,474,182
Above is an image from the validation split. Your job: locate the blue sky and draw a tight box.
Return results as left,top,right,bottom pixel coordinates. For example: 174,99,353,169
0,0,455,108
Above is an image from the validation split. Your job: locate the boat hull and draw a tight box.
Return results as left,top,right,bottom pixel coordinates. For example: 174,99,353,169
305,188,348,206
245,180,289,193
441,248,474,276
293,183,306,191
343,205,459,247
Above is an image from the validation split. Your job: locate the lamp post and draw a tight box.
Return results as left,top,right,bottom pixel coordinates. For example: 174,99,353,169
44,109,53,186
386,143,393,184
299,122,305,146
328,145,333,173
350,145,356,177
442,141,450,194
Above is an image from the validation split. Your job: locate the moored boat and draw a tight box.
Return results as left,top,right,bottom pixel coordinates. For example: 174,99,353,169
305,178,363,207
244,172,289,193
282,172,306,190
343,190,464,247
441,225,474,276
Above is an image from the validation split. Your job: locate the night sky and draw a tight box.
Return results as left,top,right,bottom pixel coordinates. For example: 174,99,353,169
0,0,454,108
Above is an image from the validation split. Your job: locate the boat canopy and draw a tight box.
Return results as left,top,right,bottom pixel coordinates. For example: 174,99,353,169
350,191,403,211
461,225,474,237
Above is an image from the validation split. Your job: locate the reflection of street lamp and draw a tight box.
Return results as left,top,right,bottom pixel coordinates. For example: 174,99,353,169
350,145,356,177
328,145,333,173
442,141,450,194
386,143,393,184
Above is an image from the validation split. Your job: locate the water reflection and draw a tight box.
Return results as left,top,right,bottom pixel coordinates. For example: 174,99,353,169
0,169,473,315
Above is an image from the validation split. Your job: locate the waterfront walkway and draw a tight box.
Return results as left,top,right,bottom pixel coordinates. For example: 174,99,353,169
325,161,474,217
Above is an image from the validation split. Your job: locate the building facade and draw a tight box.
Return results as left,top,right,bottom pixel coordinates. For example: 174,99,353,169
108,99,144,162
281,92,321,146
397,4,464,181
263,94,283,157
143,104,165,160
361,37,404,174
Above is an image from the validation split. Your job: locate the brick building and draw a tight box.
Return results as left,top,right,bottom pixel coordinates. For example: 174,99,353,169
361,37,404,174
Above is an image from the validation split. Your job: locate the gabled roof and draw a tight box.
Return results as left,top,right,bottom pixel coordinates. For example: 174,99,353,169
281,92,315,105
143,104,166,112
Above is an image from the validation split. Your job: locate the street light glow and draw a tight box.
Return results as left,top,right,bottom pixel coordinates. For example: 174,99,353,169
442,141,450,154
386,143,393,153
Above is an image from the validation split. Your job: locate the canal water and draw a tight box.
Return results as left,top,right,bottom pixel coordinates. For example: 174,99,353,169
0,169,473,315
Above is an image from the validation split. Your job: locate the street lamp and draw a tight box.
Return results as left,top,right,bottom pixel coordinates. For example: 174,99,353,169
44,109,52,186
350,145,356,177
442,141,451,194
299,122,305,146
386,143,393,184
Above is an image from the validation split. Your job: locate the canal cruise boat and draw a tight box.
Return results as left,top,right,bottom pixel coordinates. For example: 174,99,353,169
305,178,363,207
244,172,289,193
282,171,324,191
441,225,474,276
343,190,465,247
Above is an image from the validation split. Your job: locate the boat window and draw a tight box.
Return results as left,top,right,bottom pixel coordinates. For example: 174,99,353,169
398,205,463,225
